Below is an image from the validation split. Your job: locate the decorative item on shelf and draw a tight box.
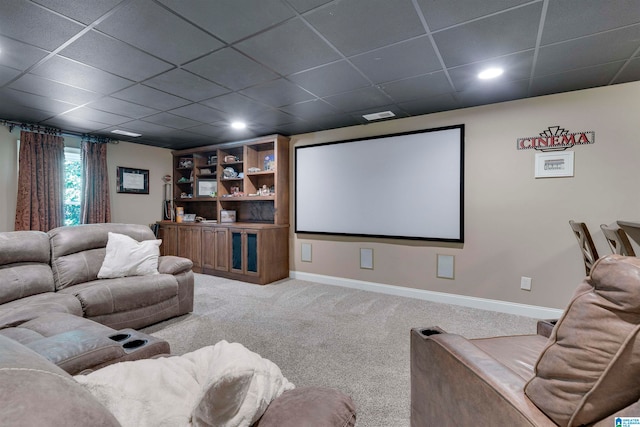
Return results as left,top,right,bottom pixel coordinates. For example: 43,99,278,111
230,185,240,194
220,210,237,223
175,206,184,223
177,177,191,183
238,172,244,178
207,155,217,165
248,167,261,173
223,167,238,179
183,213,196,222
224,155,239,163
180,192,193,199
264,154,275,171
200,168,212,175
179,158,193,168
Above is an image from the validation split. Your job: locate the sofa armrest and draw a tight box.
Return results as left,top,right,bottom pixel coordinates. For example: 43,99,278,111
158,256,193,275
410,328,555,427
254,387,356,427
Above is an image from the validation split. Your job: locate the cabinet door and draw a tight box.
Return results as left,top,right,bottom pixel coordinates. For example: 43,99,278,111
158,224,178,256
229,228,260,277
214,228,229,272
202,228,216,270
178,226,202,270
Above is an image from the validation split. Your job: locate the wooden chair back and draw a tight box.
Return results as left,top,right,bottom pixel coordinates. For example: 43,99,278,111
569,220,599,276
600,224,635,256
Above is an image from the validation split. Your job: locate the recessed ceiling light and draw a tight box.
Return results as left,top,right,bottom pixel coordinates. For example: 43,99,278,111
111,129,142,137
478,67,504,80
231,121,247,130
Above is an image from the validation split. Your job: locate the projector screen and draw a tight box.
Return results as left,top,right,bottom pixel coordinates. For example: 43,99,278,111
295,125,464,242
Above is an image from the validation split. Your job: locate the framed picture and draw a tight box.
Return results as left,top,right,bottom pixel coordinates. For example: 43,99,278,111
116,167,149,194
534,151,574,178
197,179,217,197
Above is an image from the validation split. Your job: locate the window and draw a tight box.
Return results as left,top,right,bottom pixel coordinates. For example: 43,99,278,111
64,147,82,226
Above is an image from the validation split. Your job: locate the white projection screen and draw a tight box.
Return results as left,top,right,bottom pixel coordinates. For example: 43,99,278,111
295,125,464,242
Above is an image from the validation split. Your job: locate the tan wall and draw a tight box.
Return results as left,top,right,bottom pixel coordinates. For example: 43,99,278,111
1,82,638,310
290,81,640,310
0,129,172,231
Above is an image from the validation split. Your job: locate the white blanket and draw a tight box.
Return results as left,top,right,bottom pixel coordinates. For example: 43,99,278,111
74,341,295,427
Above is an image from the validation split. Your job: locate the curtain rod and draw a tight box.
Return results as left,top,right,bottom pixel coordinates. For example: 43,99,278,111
1,119,118,144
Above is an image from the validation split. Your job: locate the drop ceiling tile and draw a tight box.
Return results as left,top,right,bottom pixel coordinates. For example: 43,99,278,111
456,79,529,108
417,0,534,31
169,103,225,123
9,74,101,104
141,112,201,129
0,87,77,114
542,0,640,45
304,0,425,56
448,51,533,91
288,60,369,97
185,123,226,138
0,103,54,123
379,72,453,103
106,119,177,135
183,48,278,91
42,115,111,132
236,18,341,76
399,93,460,115
0,0,83,51
613,57,640,84
97,0,223,65
143,69,228,102
303,114,362,132
350,36,441,84
87,96,159,119
60,30,173,81
535,25,640,77
433,3,542,68
531,62,624,97
280,99,340,119
58,106,131,126
286,0,333,14
253,109,299,127
0,35,48,70
200,92,271,117
0,65,20,86
111,84,190,110
158,0,295,43
240,78,315,107
32,0,125,24
31,55,133,94
323,86,391,112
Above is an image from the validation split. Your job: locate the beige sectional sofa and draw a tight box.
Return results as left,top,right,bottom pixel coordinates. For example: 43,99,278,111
0,223,194,331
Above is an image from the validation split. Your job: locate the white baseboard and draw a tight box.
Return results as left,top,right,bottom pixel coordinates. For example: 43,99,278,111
289,271,563,319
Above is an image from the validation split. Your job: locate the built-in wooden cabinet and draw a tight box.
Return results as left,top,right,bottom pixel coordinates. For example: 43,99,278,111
157,134,290,285
156,222,288,285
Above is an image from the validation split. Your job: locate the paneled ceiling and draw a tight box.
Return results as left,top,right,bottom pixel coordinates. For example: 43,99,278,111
1,0,639,149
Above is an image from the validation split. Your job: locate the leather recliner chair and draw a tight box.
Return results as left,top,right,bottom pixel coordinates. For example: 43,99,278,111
411,254,640,427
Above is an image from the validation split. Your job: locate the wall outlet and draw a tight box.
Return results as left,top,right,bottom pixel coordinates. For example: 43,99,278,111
520,276,532,291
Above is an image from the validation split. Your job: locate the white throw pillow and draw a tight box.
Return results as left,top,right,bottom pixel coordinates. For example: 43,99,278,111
97,232,161,278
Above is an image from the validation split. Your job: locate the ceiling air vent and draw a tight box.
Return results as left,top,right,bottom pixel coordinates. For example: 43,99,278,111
363,111,396,121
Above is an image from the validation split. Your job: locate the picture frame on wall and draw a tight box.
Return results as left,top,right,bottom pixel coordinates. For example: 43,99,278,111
116,167,149,194
534,151,574,178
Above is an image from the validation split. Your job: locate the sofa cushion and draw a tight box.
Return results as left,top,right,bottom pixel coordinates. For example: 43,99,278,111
0,335,120,427
0,292,83,329
58,274,178,317
524,255,640,427
0,230,55,303
49,223,156,290
98,232,161,279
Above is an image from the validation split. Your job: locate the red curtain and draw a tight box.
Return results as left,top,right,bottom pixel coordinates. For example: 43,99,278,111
14,131,65,231
81,141,111,224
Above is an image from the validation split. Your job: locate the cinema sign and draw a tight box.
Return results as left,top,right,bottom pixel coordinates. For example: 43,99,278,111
517,126,595,151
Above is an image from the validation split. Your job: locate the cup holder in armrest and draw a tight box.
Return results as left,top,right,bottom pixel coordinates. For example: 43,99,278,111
419,327,444,337
122,339,148,350
109,333,132,342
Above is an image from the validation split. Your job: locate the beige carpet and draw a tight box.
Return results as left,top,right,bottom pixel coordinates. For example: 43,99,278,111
142,274,538,427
